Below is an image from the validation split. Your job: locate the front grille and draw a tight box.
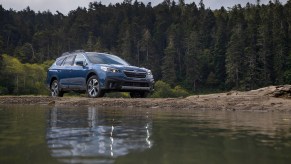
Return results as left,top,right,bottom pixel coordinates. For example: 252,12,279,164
123,70,147,78
123,82,149,87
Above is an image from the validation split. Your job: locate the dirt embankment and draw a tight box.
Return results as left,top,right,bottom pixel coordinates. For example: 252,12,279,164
0,85,291,111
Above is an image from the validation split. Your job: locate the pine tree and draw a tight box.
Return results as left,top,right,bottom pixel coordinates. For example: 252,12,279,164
283,0,291,83
118,19,134,63
184,31,202,91
85,32,94,51
257,4,273,86
272,1,288,84
243,3,260,90
225,26,245,89
213,7,228,88
162,35,177,86
140,29,151,62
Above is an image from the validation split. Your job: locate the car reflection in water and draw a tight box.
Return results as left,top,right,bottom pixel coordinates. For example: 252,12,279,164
46,107,152,163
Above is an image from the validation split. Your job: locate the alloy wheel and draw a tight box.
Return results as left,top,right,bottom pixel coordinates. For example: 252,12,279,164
51,81,59,97
88,78,99,97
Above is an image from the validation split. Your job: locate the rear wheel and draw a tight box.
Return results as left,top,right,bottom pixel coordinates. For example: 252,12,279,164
50,80,64,97
130,91,148,98
87,75,104,98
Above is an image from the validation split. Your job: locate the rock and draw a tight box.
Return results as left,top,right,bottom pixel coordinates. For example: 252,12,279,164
273,91,284,97
270,85,291,98
282,85,291,92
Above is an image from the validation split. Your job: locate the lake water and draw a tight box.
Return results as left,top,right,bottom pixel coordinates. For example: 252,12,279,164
1,105,291,164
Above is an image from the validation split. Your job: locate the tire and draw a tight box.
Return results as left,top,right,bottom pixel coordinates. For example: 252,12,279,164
87,75,104,98
130,91,148,98
50,80,64,97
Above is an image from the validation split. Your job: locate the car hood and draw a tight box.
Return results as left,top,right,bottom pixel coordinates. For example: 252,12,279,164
101,64,149,72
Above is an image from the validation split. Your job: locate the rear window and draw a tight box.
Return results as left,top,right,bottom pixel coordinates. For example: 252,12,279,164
55,57,65,66
62,55,75,66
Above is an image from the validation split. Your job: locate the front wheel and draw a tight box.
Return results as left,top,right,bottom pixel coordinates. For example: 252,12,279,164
130,91,148,98
87,75,104,98
50,80,64,97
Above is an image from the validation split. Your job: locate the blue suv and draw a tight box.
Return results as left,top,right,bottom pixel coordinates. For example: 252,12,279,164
46,51,154,98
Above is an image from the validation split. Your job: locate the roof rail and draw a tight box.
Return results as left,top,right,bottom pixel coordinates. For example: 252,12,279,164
73,50,85,53
61,50,85,56
61,52,70,56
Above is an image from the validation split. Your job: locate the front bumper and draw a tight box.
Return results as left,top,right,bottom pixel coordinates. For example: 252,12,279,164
102,77,154,92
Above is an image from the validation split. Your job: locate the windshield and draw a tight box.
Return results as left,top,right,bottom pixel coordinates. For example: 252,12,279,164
86,53,129,65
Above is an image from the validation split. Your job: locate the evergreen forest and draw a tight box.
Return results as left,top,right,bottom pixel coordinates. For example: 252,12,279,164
0,0,290,95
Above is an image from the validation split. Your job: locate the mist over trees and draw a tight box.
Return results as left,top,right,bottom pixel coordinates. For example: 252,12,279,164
0,0,290,95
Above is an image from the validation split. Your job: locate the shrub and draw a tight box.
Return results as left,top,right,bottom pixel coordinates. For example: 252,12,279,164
173,85,190,98
151,81,190,98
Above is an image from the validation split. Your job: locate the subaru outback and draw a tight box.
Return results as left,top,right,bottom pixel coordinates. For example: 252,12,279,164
46,51,154,98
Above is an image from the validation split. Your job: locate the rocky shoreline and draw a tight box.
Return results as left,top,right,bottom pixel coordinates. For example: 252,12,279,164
0,85,291,111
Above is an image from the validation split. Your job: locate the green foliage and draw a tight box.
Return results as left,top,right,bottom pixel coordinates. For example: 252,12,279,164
151,81,173,98
173,85,190,97
0,54,49,95
151,81,190,98
42,60,55,70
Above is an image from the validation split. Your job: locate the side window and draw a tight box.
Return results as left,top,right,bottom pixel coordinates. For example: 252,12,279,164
62,55,75,66
74,54,86,66
55,57,65,66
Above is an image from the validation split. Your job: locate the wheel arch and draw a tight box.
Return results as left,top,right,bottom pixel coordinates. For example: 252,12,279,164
86,71,98,82
86,72,105,98
50,76,58,87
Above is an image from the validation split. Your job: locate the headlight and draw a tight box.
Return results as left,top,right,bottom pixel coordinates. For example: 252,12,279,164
147,70,152,75
101,66,120,73
147,70,153,78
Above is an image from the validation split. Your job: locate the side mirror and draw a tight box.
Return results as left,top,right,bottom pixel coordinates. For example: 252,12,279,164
76,61,84,66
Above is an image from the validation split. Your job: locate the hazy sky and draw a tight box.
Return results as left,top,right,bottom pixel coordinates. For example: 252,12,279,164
0,0,288,15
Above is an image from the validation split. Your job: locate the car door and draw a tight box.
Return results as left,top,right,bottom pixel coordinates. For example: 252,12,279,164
59,55,75,88
69,54,88,90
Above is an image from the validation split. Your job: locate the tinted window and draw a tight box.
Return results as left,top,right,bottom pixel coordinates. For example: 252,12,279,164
62,55,75,66
74,54,86,66
56,57,65,66
86,53,129,65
